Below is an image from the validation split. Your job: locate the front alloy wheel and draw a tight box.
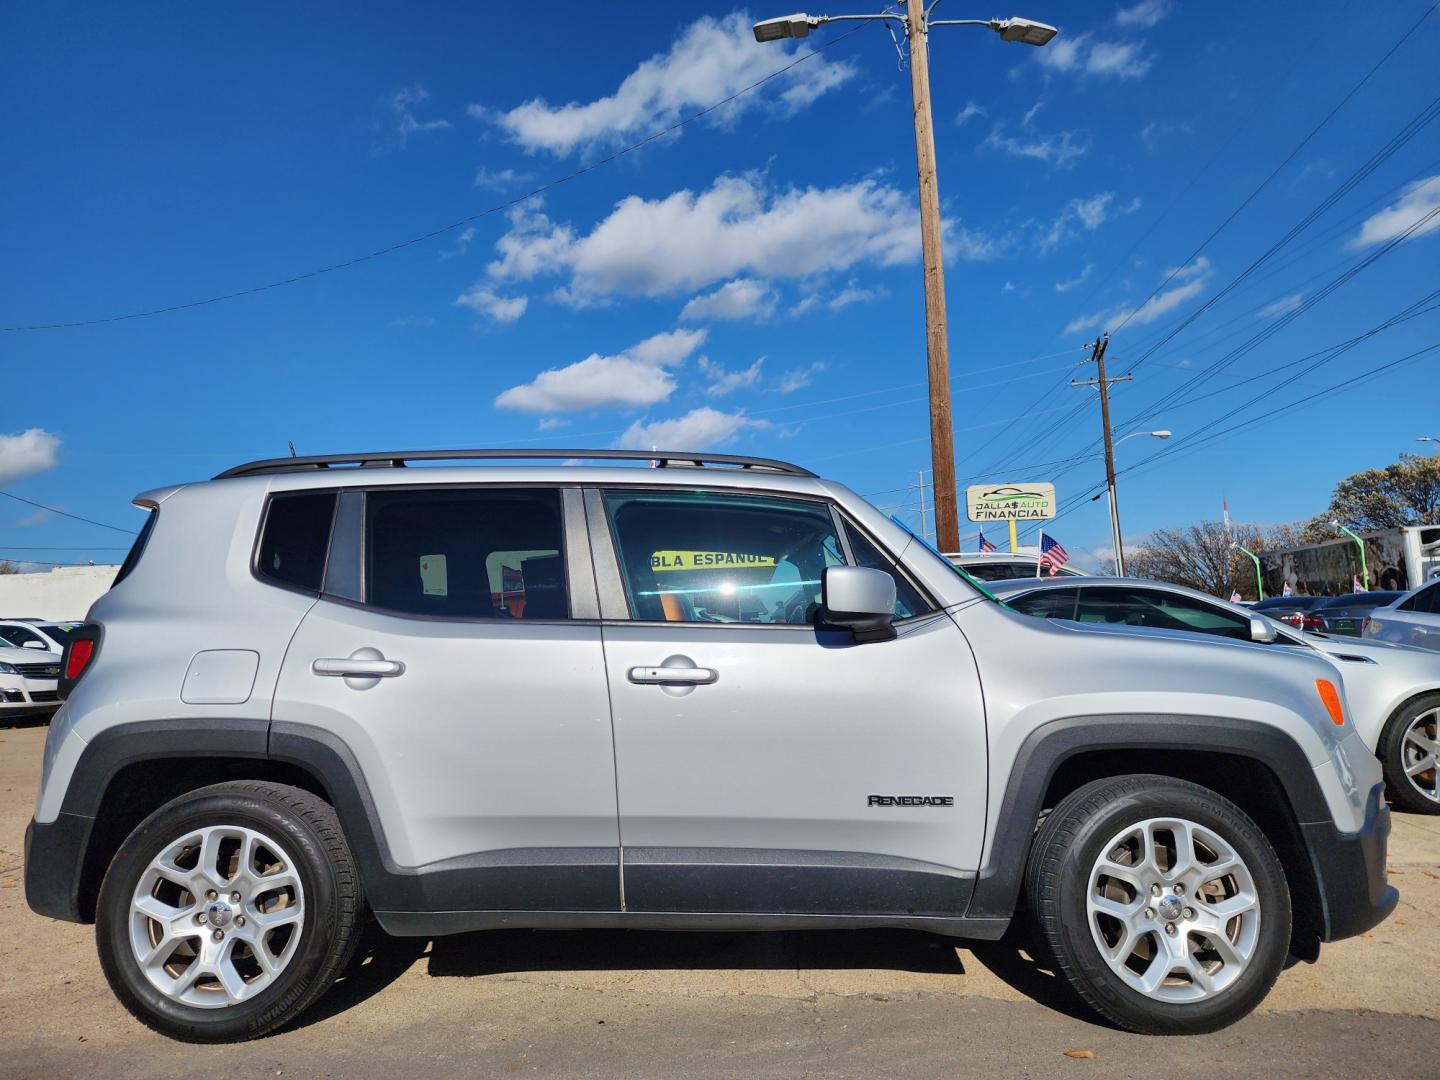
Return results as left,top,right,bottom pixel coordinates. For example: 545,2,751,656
1026,774,1290,1035
1380,696,1440,815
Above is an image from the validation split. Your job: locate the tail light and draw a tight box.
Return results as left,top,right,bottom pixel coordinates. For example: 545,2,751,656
1301,613,1325,631
1361,616,1372,634
57,624,102,702
1282,613,1304,628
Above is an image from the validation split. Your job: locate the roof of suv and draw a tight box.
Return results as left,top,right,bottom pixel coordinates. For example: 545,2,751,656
213,448,814,480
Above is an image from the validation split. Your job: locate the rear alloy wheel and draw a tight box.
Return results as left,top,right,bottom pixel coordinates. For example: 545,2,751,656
97,782,363,1042
1026,774,1290,1035
1379,695,1440,815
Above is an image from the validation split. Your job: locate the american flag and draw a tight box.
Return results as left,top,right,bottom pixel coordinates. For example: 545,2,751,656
978,532,997,553
1038,533,1070,576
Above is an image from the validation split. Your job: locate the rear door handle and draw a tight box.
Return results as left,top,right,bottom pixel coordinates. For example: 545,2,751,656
313,658,405,678
628,665,717,685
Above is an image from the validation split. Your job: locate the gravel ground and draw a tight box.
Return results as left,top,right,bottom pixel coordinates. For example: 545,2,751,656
2,721,1436,1078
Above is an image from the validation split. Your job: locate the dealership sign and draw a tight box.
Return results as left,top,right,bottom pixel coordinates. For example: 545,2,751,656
965,483,1056,522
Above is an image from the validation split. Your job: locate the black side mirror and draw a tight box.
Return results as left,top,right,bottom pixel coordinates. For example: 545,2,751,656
821,565,898,643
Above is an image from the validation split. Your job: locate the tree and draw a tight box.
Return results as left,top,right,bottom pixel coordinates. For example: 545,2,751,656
1128,520,1260,597
1321,452,1440,530
1127,520,1309,598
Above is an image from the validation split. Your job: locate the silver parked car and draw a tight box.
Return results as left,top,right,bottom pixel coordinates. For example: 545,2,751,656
26,449,1393,1041
989,577,1440,814
1366,577,1440,654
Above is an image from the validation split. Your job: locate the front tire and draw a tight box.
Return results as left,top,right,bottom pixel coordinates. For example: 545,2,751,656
96,781,364,1042
1378,694,1440,815
1025,775,1290,1035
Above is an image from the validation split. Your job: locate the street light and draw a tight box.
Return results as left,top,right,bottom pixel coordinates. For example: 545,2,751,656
1107,429,1171,575
1333,520,1369,591
1418,435,1440,452
754,4,1057,555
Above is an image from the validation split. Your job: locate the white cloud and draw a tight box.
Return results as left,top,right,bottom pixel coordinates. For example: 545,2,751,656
1038,193,1138,252
1055,263,1095,293
1064,256,1213,334
1347,175,1440,250
1035,32,1151,79
486,174,995,304
981,123,1090,168
388,84,451,148
454,283,528,324
680,278,777,322
537,417,570,431
13,507,54,527
0,428,60,486
956,101,987,126
776,362,825,394
495,328,706,413
826,282,886,310
699,356,764,397
478,13,855,157
617,407,769,450
439,226,477,260
1256,292,1305,319
1000,281,1017,295
473,166,533,191
1115,0,1171,28
1021,99,1044,128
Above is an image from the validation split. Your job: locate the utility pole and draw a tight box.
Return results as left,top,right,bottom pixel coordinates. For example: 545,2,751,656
915,469,930,543
1072,334,1132,576
905,2,958,554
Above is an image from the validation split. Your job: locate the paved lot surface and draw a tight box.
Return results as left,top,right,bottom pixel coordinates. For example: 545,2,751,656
2,721,1437,1078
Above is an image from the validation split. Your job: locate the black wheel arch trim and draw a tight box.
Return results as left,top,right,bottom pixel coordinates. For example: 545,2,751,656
966,714,1340,922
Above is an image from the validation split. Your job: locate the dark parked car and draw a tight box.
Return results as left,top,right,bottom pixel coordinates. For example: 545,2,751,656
1308,591,1408,637
1251,594,1328,630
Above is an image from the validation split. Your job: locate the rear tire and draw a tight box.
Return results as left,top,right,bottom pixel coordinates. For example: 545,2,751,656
1379,694,1440,815
1025,774,1290,1035
96,781,364,1042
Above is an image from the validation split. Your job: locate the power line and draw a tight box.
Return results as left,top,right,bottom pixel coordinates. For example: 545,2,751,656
1104,0,1438,341
0,490,139,535
0,21,876,333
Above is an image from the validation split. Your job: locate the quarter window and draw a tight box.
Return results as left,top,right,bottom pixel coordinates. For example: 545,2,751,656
1401,583,1440,614
841,524,931,619
1007,588,1079,620
256,492,337,593
364,488,567,619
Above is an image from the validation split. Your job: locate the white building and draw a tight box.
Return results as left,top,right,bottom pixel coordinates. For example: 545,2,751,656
0,565,119,621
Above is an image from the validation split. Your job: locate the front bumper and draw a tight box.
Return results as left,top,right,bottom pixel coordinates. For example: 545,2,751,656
23,813,94,923
1301,781,1397,942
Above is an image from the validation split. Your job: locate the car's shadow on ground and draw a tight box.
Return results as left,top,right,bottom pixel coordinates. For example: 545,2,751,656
292,919,1098,1031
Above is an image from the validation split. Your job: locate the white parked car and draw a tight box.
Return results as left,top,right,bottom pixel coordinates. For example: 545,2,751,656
0,643,61,720
988,577,1440,814
0,620,83,654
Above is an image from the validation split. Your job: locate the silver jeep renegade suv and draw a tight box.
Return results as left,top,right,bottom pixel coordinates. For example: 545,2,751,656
26,449,1395,1042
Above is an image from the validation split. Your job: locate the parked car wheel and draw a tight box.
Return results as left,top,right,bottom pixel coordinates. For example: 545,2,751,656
1378,694,1440,815
96,781,364,1042
1025,774,1290,1035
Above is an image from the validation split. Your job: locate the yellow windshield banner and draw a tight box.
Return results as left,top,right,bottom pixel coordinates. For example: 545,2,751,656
650,550,777,572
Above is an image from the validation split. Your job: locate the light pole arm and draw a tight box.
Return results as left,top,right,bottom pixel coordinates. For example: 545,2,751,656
1334,523,1369,590
812,13,907,26
1233,544,1264,601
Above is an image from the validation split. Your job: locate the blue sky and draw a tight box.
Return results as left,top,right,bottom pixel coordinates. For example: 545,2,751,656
3,1,1439,569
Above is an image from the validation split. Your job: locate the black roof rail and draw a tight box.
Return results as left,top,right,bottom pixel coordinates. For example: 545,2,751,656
213,448,817,480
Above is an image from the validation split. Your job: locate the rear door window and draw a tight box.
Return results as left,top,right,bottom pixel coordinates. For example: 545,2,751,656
364,488,568,619
1402,583,1440,614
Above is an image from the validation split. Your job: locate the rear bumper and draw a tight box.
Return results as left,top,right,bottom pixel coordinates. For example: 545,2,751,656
1301,781,1397,942
23,813,94,923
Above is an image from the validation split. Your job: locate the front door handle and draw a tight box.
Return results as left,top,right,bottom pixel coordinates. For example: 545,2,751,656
313,657,405,678
628,665,717,685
